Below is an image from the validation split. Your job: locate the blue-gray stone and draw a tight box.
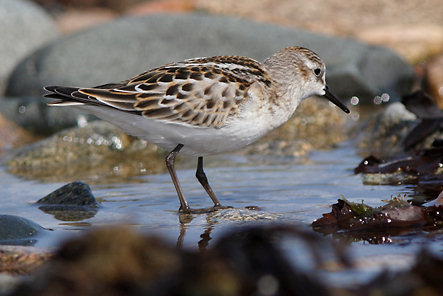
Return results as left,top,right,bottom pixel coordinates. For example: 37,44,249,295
37,181,98,207
0,0,58,94
0,96,96,134
0,215,45,245
5,13,414,103
37,181,99,222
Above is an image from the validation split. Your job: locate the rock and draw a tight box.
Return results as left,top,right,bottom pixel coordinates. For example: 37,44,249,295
4,120,166,182
354,92,443,198
400,91,443,150
355,102,417,156
0,109,37,155
0,0,58,94
5,13,414,103
0,96,95,135
0,215,45,246
36,181,99,221
37,181,97,206
424,54,443,109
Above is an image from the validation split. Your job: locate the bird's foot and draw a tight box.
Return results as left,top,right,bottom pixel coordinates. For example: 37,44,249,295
178,204,233,214
213,204,233,211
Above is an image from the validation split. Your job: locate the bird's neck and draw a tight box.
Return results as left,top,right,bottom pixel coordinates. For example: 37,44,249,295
270,89,304,129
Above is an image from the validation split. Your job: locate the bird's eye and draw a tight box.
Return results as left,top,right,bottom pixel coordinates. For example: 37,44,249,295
314,68,321,76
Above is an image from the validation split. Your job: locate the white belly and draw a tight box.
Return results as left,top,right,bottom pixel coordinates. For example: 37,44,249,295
77,105,277,156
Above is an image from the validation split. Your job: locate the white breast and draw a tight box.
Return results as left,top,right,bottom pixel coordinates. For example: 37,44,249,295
76,100,284,157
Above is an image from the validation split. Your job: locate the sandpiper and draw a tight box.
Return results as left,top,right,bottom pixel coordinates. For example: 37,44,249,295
44,46,350,214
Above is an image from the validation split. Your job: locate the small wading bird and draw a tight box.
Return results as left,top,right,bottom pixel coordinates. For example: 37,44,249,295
44,46,350,214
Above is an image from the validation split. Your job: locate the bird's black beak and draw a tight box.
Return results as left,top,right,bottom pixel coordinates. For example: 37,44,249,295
323,85,350,114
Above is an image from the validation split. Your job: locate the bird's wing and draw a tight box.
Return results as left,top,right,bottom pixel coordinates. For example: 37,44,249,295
45,56,271,128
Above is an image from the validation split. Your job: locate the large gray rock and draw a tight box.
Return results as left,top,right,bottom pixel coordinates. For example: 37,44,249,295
0,0,57,94
0,96,95,134
5,13,414,103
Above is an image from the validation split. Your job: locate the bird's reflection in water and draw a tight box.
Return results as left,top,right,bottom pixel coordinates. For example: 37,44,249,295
177,212,215,251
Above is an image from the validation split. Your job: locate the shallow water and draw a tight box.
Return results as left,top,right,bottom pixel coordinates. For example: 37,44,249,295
0,141,441,285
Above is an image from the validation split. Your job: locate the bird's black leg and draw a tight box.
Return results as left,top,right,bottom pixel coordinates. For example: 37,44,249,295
165,144,191,213
196,157,222,208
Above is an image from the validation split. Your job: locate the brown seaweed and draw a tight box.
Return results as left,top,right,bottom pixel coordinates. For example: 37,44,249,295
312,195,443,239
